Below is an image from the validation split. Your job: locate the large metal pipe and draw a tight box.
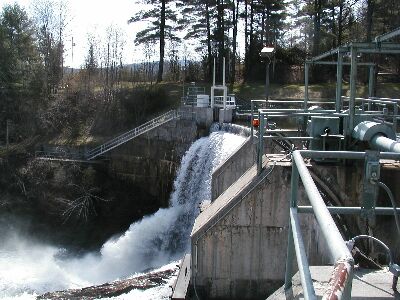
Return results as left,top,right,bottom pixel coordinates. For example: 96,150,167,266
299,150,400,160
370,134,400,153
292,151,354,299
293,151,353,264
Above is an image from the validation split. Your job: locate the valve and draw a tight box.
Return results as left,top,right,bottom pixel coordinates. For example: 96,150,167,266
252,118,260,128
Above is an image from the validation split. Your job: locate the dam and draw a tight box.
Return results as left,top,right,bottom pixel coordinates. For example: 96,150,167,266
171,29,400,300
12,27,400,300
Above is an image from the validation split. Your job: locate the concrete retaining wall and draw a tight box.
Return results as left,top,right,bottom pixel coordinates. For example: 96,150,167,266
211,137,256,201
191,157,330,300
107,118,198,205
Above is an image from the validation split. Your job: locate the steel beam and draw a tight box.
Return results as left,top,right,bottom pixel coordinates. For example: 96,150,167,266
304,63,309,109
293,151,353,263
310,46,348,62
336,53,343,113
370,134,400,153
257,112,265,174
359,49,400,54
292,150,354,299
375,27,400,42
298,206,400,215
349,46,357,131
368,65,375,111
298,150,400,160
351,42,400,49
290,208,317,300
285,162,299,290
263,136,315,140
306,60,374,66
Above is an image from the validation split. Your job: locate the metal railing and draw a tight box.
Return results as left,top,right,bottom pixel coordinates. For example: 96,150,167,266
181,86,206,106
85,110,179,160
284,150,400,299
213,95,236,108
342,96,400,131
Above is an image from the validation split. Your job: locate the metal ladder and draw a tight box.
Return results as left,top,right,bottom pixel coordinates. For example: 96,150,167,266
85,110,179,160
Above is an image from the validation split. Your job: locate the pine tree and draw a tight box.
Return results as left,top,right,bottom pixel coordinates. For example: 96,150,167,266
129,0,181,83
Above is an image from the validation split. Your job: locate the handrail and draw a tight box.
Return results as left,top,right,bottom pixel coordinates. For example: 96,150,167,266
285,150,354,300
284,149,400,299
86,110,179,160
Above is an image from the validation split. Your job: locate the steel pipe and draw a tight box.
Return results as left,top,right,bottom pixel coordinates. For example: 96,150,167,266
293,151,353,263
370,134,400,153
298,150,400,160
292,150,354,299
290,208,317,300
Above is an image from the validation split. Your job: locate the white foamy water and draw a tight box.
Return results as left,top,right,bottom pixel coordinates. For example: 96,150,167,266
0,129,246,299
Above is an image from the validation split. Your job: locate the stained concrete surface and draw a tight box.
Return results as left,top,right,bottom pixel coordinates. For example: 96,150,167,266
267,266,400,300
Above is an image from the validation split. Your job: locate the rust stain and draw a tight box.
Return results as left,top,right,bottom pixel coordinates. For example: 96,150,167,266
323,260,351,300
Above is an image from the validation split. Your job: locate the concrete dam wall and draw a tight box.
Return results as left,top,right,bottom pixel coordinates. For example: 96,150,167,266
106,118,198,205
191,155,330,299
189,136,400,300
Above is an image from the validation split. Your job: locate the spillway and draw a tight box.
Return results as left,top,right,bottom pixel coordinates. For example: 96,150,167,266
0,127,246,299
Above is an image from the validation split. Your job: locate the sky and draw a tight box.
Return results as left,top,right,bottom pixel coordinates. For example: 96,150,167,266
2,0,245,69
1,0,154,68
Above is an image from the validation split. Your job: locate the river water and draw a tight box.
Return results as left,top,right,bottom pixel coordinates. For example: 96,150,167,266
0,127,247,299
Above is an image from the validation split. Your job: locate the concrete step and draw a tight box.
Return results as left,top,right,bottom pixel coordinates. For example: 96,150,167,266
171,254,191,300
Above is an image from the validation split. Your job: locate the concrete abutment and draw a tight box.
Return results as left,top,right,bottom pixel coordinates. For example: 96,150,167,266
189,139,400,300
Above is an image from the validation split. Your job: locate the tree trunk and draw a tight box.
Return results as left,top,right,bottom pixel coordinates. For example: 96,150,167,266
261,4,265,45
338,0,344,45
330,3,336,48
217,0,225,77
312,0,322,56
230,0,239,84
157,0,166,83
244,0,255,81
366,0,374,42
244,0,248,53
205,1,212,81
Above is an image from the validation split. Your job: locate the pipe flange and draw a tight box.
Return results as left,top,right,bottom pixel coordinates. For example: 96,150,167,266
352,121,396,141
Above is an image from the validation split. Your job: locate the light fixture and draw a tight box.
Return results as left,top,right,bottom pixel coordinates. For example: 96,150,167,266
260,46,275,58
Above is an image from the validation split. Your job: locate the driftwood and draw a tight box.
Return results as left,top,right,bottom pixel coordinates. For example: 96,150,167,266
38,268,175,299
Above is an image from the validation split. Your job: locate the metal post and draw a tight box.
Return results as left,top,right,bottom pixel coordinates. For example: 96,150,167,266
336,52,343,113
349,46,358,132
213,58,216,86
304,63,309,110
257,112,265,174
293,151,353,262
251,101,254,139
223,57,227,109
285,221,295,290
265,60,270,103
285,161,299,290
368,65,375,111
290,208,317,300
223,57,226,86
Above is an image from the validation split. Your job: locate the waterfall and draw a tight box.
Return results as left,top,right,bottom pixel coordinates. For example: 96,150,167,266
0,126,247,299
